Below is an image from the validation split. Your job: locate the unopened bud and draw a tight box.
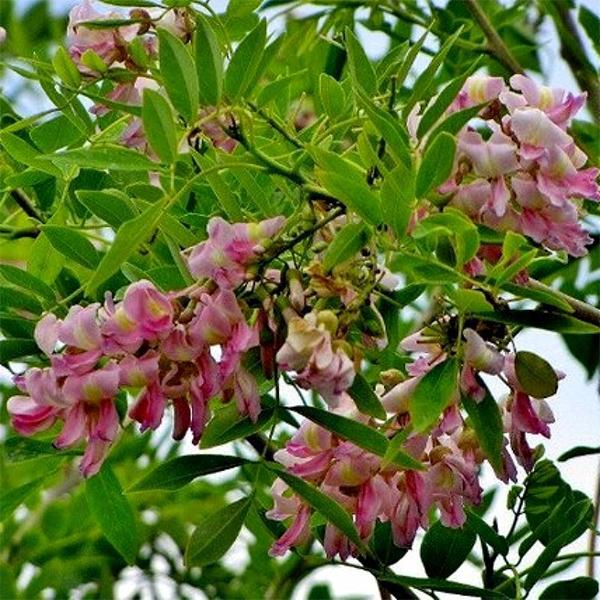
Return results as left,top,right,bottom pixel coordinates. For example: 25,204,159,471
317,310,338,335
380,369,405,387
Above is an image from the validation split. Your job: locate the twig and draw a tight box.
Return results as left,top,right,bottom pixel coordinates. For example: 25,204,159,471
464,0,524,74
10,189,44,222
589,465,600,579
528,278,600,327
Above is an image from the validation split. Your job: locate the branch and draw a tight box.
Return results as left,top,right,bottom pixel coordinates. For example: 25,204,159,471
10,189,44,222
528,279,600,327
464,0,525,75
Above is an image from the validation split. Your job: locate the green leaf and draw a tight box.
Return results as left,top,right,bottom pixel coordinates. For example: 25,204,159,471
380,163,415,239
76,189,136,229
200,404,274,448
289,405,388,457
30,115,84,153
158,28,199,122
185,497,252,566
344,27,376,96
524,499,593,591
404,26,464,118
311,147,381,225
0,265,54,302
85,198,168,295
85,465,139,565
381,429,425,471
395,27,430,88
129,455,250,491
462,383,504,474
0,476,48,522
4,437,81,463
416,132,456,198
501,283,573,313
474,310,600,335
51,146,158,172
142,89,177,164
319,73,345,120
558,445,600,462
355,89,411,168
448,289,493,313
322,222,369,272
52,46,81,88
40,225,100,270
420,519,477,579
540,577,599,599
224,19,266,101
193,153,244,220
579,6,600,56
416,63,481,138
379,573,507,598
426,104,485,148
195,14,223,105
0,286,42,315
271,467,368,554
514,351,558,399
347,373,387,420
410,358,458,432
466,510,508,556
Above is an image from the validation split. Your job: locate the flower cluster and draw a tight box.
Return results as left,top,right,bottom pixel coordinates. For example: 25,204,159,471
7,216,286,476
267,322,559,558
428,75,599,256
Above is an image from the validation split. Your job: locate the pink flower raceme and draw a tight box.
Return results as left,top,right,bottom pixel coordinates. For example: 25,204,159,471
7,265,269,475
266,396,485,559
184,216,285,287
276,311,355,407
426,75,600,256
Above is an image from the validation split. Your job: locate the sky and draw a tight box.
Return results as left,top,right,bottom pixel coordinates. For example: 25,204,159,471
2,1,600,598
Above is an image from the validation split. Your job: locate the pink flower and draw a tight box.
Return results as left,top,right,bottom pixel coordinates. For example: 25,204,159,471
35,314,60,356
450,75,506,112
129,380,166,432
59,304,103,351
185,216,285,287
277,312,355,407
502,75,586,127
62,362,120,405
458,129,519,179
390,471,429,547
7,396,59,436
269,504,311,557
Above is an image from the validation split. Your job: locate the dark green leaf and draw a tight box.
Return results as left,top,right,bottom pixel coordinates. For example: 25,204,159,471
466,510,508,556
200,404,274,448
462,381,503,474
52,46,81,88
129,455,250,491
86,465,139,564
558,445,600,462
142,89,177,164
410,358,458,432
4,437,81,463
289,405,388,456
40,225,100,270
185,497,251,566
540,577,599,599
319,73,345,119
0,476,48,522
474,310,600,335
379,573,507,598
271,467,368,554
380,163,415,239
345,27,376,96
158,28,199,122
514,351,558,399
420,519,477,578
76,189,136,229
224,19,266,100
0,265,54,301
52,146,158,172
0,286,42,315
195,15,223,105
322,222,369,272
85,198,168,295
416,132,456,198
347,373,387,420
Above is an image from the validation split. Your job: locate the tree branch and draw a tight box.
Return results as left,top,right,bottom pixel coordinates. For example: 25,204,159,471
10,189,44,222
464,0,525,75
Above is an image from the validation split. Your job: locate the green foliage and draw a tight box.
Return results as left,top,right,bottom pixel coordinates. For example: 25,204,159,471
420,520,477,578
